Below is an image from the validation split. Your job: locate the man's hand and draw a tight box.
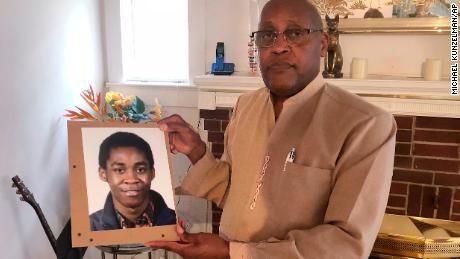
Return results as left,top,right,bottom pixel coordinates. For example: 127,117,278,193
145,220,230,259
158,115,206,164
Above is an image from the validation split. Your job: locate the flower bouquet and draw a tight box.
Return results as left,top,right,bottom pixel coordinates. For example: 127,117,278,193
64,85,162,123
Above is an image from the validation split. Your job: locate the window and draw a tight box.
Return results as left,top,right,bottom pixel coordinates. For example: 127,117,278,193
120,0,189,83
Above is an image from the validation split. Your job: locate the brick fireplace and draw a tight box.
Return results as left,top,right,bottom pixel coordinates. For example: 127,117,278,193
199,108,231,234
391,116,460,219
195,75,460,234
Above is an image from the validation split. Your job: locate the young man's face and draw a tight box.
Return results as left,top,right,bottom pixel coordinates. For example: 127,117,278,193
99,147,154,210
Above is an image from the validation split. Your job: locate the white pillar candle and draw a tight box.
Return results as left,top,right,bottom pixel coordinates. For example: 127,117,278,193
424,58,442,81
351,58,368,79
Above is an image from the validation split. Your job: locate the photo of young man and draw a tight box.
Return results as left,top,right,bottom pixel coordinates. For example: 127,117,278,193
90,131,176,231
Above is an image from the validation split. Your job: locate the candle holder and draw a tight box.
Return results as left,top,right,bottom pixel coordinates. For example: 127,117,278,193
351,58,368,79
424,58,442,81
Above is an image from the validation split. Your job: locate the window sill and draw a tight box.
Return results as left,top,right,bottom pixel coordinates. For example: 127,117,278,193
104,81,199,108
106,81,198,90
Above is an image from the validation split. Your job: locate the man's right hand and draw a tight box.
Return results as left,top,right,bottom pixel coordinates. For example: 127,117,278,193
158,115,206,164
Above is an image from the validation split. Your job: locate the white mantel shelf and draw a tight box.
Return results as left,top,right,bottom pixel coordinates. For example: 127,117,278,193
194,74,460,118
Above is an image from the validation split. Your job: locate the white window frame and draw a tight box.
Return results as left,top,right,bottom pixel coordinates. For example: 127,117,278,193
102,0,206,85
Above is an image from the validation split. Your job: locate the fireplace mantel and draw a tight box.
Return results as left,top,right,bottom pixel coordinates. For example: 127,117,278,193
195,74,460,118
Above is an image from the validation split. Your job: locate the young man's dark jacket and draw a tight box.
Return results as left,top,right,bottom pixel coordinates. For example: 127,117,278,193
90,190,176,231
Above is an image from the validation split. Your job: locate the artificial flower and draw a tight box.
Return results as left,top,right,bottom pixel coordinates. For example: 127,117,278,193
65,87,159,123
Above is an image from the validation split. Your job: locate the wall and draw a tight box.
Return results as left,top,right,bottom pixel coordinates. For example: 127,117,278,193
0,0,105,258
340,34,450,78
204,0,450,78
0,1,206,257
204,0,251,74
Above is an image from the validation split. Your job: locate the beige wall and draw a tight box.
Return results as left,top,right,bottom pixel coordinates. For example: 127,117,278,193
204,0,450,78
340,34,450,78
0,0,105,258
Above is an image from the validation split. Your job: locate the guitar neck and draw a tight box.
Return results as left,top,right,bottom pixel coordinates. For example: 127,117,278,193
12,175,59,256
30,202,58,255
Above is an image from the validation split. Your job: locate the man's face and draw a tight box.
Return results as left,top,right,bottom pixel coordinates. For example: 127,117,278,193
99,147,154,210
258,0,328,97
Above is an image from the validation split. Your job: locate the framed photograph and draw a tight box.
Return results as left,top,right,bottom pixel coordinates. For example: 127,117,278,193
68,121,178,247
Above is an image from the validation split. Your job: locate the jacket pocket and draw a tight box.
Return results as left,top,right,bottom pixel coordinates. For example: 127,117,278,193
281,162,333,202
270,162,333,231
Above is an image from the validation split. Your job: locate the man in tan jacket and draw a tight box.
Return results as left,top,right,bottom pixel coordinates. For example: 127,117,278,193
146,0,396,258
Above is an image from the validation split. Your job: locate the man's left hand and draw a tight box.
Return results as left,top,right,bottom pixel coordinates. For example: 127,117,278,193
145,220,230,259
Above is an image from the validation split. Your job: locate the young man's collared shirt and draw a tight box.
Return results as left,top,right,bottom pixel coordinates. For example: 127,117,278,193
90,190,176,231
115,202,156,228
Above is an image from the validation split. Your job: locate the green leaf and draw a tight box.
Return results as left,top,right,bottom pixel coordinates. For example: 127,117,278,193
132,97,145,113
